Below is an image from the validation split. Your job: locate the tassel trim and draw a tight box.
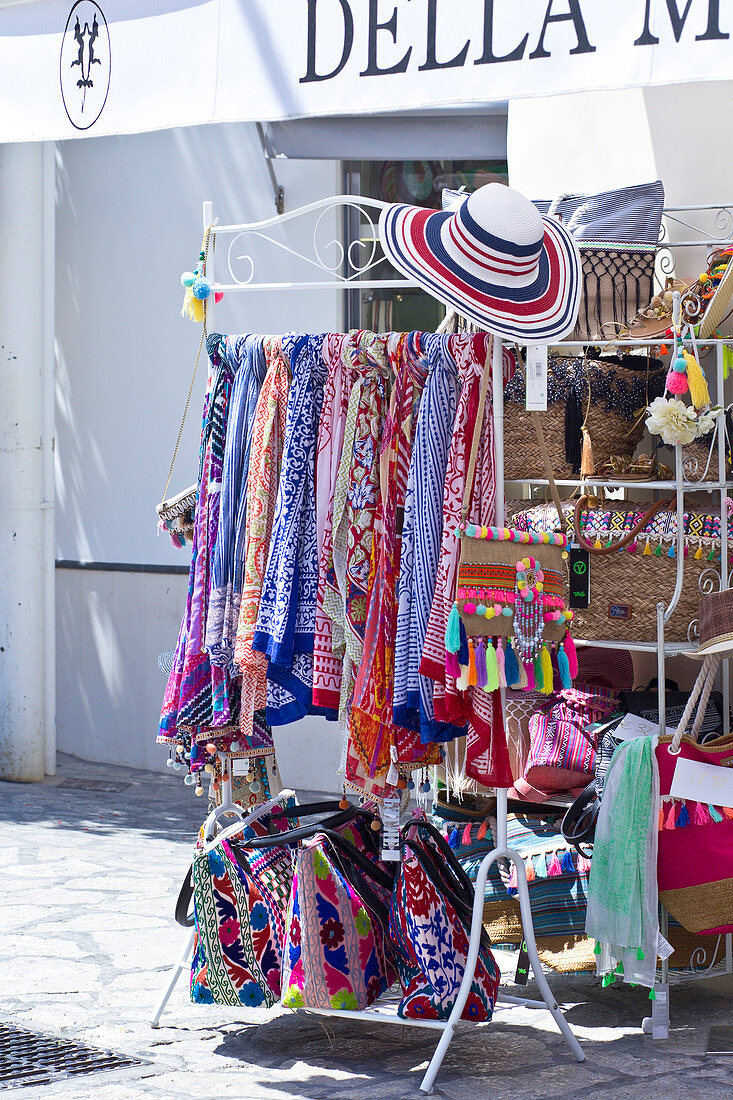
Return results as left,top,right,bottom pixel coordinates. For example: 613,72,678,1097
657,795,733,829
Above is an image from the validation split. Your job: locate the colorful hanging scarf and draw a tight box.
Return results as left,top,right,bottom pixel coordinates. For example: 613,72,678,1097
393,334,462,743
317,332,390,794
311,333,355,713
349,332,440,792
586,736,659,989
206,334,267,666
159,335,238,744
253,333,328,725
234,336,290,754
420,336,515,787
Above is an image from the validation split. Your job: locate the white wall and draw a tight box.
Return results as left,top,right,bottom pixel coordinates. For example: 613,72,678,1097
55,122,342,788
508,80,733,277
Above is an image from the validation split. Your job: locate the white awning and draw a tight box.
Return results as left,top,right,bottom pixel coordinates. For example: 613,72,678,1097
263,108,508,160
2,1,733,143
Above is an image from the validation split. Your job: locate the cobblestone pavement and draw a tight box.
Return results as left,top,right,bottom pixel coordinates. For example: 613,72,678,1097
1,753,732,1099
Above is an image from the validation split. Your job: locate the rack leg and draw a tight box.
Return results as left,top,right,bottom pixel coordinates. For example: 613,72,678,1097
150,928,195,1029
419,845,584,1094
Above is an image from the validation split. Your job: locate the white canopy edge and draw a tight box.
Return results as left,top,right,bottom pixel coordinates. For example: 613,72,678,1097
2,1,733,144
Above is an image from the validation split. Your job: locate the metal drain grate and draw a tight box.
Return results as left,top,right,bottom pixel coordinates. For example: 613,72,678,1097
0,1023,143,1089
56,777,131,793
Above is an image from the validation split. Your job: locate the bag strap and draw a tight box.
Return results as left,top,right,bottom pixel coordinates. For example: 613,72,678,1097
159,225,212,505
560,783,599,859
530,410,567,535
316,828,395,892
669,653,720,754
460,342,566,534
175,865,195,928
573,495,675,554
402,819,474,897
401,839,491,954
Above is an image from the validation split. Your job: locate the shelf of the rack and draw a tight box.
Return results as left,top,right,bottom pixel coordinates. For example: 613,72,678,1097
575,638,695,655
506,478,733,491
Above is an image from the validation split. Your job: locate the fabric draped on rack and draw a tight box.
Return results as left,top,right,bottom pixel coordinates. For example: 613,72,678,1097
158,327,518,801
206,335,268,667
234,336,290,754
393,335,461,743
585,736,660,988
349,332,441,796
159,335,239,745
253,333,329,726
420,336,516,788
311,333,358,714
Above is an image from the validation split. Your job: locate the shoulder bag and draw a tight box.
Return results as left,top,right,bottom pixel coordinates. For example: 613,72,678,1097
447,354,576,695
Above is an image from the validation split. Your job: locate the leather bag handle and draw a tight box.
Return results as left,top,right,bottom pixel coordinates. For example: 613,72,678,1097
573,495,675,554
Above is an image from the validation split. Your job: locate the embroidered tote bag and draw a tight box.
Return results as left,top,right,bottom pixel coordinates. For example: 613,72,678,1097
446,353,575,695
656,657,733,935
512,685,618,802
281,830,396,1011
389,825,500,1022
185,800,378,1007
190,828,289,1007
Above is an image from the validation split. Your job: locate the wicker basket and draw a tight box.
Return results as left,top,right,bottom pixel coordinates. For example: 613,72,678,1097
515,501,730,644
504,356,665,481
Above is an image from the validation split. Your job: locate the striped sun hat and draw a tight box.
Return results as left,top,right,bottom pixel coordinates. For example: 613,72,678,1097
379,183,582,342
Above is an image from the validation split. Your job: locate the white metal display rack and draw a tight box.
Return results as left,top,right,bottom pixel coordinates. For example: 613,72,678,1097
153,197,733,1088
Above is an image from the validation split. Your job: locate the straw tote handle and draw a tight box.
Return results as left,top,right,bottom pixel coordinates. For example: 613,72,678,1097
573,495,675,554
460,341,566,534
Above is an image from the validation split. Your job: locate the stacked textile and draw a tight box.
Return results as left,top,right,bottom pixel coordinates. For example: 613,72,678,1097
159,330,515,800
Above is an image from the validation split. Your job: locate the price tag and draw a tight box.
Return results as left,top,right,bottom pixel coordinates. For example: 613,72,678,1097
656,931,674,961
669,757,733,807
568,546,590,609
525,344,548,411
232,758,249,776
613,713,676,741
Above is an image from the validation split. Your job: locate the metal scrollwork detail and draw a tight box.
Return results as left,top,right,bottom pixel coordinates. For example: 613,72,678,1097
698,568,722,596
687,618,700,644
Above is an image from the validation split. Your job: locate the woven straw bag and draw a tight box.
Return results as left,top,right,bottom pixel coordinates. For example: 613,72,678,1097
656,656,733,934
446,348,576,695
503,355,665,481
514,498,731,644
535,181,665,341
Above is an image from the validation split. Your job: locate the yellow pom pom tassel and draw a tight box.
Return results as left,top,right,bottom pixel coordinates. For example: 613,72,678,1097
643,538,651,556
695,542,703,560
682,350,710,409
181,286,205,323
594,536,602,551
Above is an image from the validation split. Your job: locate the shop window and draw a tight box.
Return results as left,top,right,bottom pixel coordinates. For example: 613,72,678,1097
343,159,508,332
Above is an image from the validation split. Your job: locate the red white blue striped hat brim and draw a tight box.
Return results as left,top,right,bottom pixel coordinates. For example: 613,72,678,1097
379,203,582,342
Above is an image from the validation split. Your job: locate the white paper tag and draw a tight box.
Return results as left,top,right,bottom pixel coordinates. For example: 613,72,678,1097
525,344,548,411
669,756,733,806
380,795,401,863
232,758,249,776
656,931,674,960
613,714,677,742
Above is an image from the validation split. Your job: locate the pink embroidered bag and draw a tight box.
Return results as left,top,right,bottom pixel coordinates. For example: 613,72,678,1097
512,684,617,802
281,830,396,1011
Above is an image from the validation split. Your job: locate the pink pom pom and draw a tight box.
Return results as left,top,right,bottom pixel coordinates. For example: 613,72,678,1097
463,602,476,616
666,368,688,395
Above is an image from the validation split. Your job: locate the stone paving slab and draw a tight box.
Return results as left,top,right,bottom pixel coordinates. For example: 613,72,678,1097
1,753,731,1099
